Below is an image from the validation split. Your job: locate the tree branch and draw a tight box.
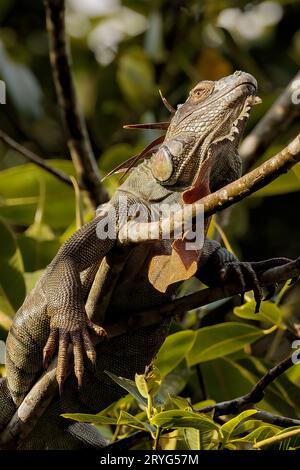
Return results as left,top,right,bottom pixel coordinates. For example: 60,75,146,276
198,354,295,416
1,258,299,448
0,129,74,187
240,70,300,172
118,132,300,245
44,0,107,208
254,409,300,428
200,132,300,216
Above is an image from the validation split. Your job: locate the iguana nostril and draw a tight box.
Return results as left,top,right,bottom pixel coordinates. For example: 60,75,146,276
234,70,242,76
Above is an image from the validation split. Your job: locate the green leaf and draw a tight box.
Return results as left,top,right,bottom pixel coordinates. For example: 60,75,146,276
0,161,76,229
184,428,200,450
92,394,135,421
220,410,258,445
135,374,149,399
188,322,264,365
0,218,25,314
135,365,161,399
234,300,282,326
170,396,193,410
105,370,147,406
117,410,154,432
63,405,154,433
233,424,279,443
151,410,220,432
61,412,117,425
158,360,191,401
155,330,196,377
200,430,220,450
231,419,269,437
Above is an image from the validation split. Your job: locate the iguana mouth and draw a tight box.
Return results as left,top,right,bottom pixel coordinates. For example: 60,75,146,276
236,81,257,90
200,81,257,110
221,93,262,143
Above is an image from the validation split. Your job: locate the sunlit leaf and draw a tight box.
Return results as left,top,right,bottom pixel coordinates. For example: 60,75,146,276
184,428,200,450
155,330,196,377
105,370,147,406
188,322,264,365
232,424,279,444
220,409,258,444
61,412,117,425
151,409,220,432
234,300,283,326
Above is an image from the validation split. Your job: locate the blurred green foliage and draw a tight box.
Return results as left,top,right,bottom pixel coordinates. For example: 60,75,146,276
1,0,300,450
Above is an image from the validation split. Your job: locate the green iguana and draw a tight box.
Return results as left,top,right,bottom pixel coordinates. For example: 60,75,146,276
0,71,291,449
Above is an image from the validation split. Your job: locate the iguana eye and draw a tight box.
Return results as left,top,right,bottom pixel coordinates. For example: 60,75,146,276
190,81,214,102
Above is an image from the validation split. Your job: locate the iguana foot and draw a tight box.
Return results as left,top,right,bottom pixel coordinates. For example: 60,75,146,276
43,319,107,393
219,261,263,312
250,257,293,302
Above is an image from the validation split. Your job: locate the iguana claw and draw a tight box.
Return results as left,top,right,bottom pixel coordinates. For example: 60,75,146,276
219,261,262,312
43,321,107,393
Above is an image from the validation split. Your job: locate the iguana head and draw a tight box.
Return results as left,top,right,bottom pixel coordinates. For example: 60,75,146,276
150,71,261,198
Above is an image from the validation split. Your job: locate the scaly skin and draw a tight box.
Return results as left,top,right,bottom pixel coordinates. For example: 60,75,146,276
0,71,291,449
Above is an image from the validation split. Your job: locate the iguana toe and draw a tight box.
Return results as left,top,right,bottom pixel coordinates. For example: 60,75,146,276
43,328,59,370
57,330,70,394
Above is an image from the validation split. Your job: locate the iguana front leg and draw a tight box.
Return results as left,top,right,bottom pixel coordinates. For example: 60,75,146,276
42,213,116,392
197,239,291,311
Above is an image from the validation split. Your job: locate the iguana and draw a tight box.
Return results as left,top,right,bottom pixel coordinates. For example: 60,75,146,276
0,71,290,449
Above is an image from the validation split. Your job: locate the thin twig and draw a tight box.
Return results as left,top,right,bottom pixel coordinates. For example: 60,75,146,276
44,0,107,208
1,258,299,448
240,70,300,172
0,129,74,187
253,427,300,449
